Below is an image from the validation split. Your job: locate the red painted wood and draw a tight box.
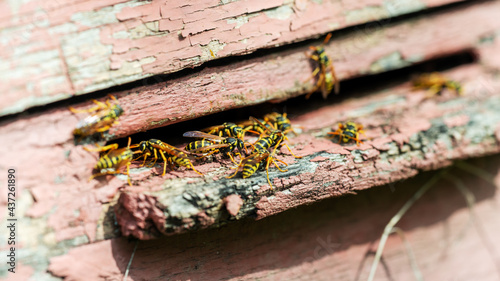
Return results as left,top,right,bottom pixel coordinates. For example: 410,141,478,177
0,0,467,115
47,159,500,280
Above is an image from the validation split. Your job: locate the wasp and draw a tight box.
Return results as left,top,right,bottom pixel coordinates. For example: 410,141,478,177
202,122,245,139
249,117,300,156
239,113,297,136
238,118,270,136
227,151,288,188
412,72,463,97
263,112,297,134
327,122,365,146
69,95,124,142
228,117,302,189
183,131,248,164
85,137,138,186
305,33,340,99
134,139,202,176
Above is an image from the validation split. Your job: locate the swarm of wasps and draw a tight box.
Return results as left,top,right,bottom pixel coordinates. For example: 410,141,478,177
70,99,303,189
70,33,463,189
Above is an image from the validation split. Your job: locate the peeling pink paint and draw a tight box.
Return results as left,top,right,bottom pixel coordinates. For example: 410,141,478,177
48,239,133,281
47,171,500,280
223,194,244,216
309,156,329,162
0,0,481,115
114,192,167,239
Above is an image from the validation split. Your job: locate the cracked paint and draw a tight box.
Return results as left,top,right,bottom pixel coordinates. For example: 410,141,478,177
0,0,467,116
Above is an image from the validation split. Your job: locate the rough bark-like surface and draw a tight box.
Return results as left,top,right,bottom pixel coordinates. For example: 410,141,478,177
48,160,500,280
0,0,469,116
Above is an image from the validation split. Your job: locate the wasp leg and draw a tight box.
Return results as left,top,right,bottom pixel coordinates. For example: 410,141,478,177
158,150,168,176
245,142,256,153
89,170,121,181
323,33,332,45
354,132,364,146
125,162,131,186
282,143,302,159
265,157,275,190
304,65,321,84
327,131,344,143
188,162,203,175
305,72,325,99
342,133,364,146
426,84,442,98
107,94,118,101
147,148,160,168
227,152,238,165
272,158,289,172
226,157,245,179
167,157,176,171
84,143,119,153
104,95,118,108
244,129,261,136
329,64,340,94
137,152,150,166
94,125,113,133
69,99,108,114
203,150,220,158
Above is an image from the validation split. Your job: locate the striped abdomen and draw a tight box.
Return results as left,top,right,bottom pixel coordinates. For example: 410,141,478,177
95,150,132,170
185,140,214,151
342,123,358,142
170,155,191,168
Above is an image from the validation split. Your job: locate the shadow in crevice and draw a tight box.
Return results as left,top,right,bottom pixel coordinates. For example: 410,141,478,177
110,155,498,280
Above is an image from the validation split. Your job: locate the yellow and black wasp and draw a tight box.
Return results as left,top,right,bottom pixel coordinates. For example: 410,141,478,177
263,112,298,135
327,122,365,146
239,113,298,136
264,112,291,132
238,118,270,136
69,95,124,142
227,151,288,188
249,117,300,156
228,117,302,189
202,122,245,140
183,131,248,164
412,72,463,97
85,137,138,186
305,33,340,99
134,139,202,176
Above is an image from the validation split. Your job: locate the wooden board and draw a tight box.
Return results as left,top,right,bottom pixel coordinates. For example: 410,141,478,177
0,0,466,116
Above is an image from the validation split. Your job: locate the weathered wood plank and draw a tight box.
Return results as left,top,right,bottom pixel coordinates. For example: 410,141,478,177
1,1,500,280
47,160,500,280
0,62,498,259
114,64,500,239
0,0,465,116
84,0,500,138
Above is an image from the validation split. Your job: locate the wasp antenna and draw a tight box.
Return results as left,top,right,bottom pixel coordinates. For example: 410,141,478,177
323,33,332,45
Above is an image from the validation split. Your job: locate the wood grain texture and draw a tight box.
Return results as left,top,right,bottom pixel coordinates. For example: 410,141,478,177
114,64,500,239
0,0,465,116
48,160,500,280
74,0,500,138
1,1,500,280
0,62,498,263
